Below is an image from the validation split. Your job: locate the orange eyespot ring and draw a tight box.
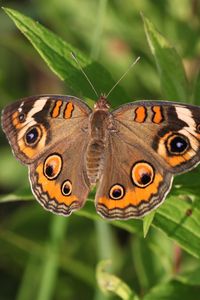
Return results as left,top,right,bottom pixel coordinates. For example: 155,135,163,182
24,125,42,146
43,154,62,180
61,180,72,196
166,133,189,155
109,184,125,200
131,161,154,188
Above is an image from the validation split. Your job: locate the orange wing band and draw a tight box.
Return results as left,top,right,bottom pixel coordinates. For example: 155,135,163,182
134,106,147,123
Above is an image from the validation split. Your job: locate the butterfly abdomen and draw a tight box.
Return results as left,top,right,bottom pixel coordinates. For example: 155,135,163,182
86,139,105,184
86,109,111,184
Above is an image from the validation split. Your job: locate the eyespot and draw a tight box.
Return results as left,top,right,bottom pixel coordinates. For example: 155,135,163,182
61,180,72,196
109,184,125,200
166,133,189,155
25,126,41,145
44,154,62,180
18,113,25,122
131,161,154,188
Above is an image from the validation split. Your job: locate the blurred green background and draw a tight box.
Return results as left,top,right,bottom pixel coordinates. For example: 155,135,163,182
0,1,200,300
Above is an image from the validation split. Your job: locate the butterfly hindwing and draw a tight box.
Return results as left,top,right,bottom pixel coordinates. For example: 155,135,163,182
95,128,173,219
29,132,90,216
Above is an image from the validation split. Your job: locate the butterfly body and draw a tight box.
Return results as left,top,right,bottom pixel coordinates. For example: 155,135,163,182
1,95,200,219
86,96,115,184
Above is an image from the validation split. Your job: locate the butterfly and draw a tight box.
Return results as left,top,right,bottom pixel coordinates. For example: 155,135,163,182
1,94,200,219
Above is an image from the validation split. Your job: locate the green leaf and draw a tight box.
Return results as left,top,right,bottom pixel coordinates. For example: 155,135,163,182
143,280,200,300
81,193,200,259
3,7,127,107
143,211,155,238
176,267,200,286
192,70,200,105
142,14,189,101
154,195,200,259
96,260,140,300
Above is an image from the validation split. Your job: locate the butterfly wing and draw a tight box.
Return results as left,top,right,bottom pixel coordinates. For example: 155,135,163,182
29,136,90,216
2,95,91,163
95,101,200,219
2,95,92,216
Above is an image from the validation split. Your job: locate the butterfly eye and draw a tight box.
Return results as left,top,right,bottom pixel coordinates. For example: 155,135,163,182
109,184,125,200
131,161,154,188
167,134,189,155
44,154,62,180
25,126,41,145
61,180,72,196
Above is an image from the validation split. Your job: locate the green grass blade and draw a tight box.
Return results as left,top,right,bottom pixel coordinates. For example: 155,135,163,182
16,252,45,300
142,14,189,101
131,231,173,292
0,226,95,288
37,216,68,300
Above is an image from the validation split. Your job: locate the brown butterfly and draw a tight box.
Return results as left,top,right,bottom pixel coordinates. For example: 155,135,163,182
1,94,200,219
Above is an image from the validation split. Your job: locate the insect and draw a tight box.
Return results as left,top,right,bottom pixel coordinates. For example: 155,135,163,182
1,53,200,220
1,92,200,220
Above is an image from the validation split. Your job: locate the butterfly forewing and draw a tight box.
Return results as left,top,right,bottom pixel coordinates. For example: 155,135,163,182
1,95,91,164
113,101,200,174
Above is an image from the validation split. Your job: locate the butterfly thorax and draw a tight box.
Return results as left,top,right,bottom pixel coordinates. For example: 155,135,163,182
94,94,110,111
86,96,113,185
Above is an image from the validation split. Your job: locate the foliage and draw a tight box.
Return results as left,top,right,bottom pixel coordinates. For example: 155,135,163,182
0,1,200,299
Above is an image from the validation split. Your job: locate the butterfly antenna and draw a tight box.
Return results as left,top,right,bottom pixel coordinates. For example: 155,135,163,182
71,52,99,98
106,56,140,98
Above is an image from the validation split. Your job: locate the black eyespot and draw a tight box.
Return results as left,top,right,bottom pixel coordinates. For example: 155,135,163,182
167,134,189,155
44,154,62,180
131,161,154,188
109,184,125,200
25,127,40,145
140,173,151,185
19,113,25,122
46,165,54,177
61,180,72,196
113,189,122,198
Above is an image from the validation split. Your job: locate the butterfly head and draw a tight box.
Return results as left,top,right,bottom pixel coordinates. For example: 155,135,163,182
94,94,110,111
